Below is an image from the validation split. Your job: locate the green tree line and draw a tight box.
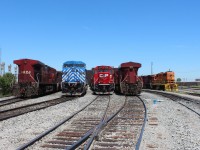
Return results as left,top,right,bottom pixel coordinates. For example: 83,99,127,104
0,73,15,96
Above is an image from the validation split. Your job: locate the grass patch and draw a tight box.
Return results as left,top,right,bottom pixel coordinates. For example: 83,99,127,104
0,92,12,98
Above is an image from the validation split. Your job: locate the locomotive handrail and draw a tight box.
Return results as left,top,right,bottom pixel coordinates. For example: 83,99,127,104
137,76,143,87
120,74,128,83
17,73,38,84
94,77,99,84
29,74,36,82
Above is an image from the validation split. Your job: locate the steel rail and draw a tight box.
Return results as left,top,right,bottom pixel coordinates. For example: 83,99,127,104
0,97,22,107
143,89,195,102
66,96,127,150
143,89,200,116
0,96,69,113
135,96,147,150
16,96,99,150
0,97,75,121
178,102,200,116
66,96,147,150
83,95,112,150
85,96,147,150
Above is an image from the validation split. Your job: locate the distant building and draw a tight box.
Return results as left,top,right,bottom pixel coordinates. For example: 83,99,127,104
195,79,200,82
177,81,200,86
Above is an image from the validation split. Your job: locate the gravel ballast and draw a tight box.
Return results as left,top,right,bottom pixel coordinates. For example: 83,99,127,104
0,92,62,111
140,92,200,150
0,90,96,150
0,91,200,149
28,93,125,150
0,96,15,102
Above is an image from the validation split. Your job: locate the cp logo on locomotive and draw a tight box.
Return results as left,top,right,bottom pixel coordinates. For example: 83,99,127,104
99,74,109,78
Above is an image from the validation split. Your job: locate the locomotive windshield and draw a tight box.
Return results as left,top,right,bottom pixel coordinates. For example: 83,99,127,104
63,64,85,67
98,69,109,72
98,69,113,74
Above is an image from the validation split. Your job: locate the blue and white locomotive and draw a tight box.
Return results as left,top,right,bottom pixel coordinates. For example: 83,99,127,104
62,61,87,96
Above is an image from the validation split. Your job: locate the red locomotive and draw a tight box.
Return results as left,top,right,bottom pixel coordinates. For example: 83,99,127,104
90,66,115,94
141,75,155,89
114,62,143,95
12,59,61,97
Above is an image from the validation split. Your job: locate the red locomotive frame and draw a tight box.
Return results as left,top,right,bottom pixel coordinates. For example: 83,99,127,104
12,59,61,97
90,66,115,94
114,62,143,95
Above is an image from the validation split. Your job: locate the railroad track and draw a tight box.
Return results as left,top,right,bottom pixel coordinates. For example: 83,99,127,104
89,96,147,150
179,89,200,97
0,96,76,121
17,95,100,150
143,89,200,116
186,92,200,97
38,95,112,149
18,95,147,150
0,97,24,107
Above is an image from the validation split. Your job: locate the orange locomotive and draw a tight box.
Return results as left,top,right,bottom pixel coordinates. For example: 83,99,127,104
141,71,178,91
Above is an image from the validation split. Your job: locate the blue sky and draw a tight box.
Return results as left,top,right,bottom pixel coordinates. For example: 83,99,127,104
0,0,200,81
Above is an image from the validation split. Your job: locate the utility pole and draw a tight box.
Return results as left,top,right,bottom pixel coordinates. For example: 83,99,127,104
151,62,153,75
8,64,12,73
1,62,5,75
14,65,18,82
0,48,1,76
